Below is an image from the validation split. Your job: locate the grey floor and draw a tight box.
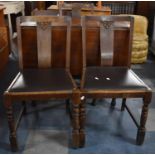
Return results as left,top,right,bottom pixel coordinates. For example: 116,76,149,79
0,53,155,153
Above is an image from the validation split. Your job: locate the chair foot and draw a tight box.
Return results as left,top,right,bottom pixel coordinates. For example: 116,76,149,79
136,129,145,145
121,98,126,111
72,131,79,148
110,98,116,109
79,130,85,147
10,135,18,152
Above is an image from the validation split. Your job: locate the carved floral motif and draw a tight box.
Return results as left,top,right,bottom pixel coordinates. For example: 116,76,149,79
37,22,51,30
101,21,113,29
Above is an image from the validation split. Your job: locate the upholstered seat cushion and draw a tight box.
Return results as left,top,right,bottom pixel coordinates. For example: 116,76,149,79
133,34,148,41
132,49,148,58
131,34,148,63
131,56,147,64
9,68,73,92
132,41,148,50
83,67,147,90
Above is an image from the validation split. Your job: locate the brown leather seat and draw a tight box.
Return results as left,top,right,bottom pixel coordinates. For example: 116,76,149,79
10,69,73,92
83,66,147,90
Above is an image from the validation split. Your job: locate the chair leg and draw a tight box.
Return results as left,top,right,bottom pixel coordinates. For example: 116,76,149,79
66,99,72,119
79,98,86,147
110,98,116,109
71,90,80,148
121,98,126,111
22,101,27,115
90,99,96,106
65,99,70,113
5,100,18,152
31,100,37,107
136,97,150,145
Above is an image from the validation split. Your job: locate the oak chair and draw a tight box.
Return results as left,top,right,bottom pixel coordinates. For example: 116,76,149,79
4,16,80,152
80,16,152,147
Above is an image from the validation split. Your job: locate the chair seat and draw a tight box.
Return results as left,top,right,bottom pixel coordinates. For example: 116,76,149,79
83,67,147,91
9,68,73,93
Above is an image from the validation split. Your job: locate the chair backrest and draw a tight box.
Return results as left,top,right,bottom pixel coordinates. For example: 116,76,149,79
16,16,71,70
81,15,134,68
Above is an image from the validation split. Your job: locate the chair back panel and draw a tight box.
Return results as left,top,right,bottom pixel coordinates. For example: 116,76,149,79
85,29,100,67
100,21,114,66
17,16,71,70
82,16,133,68
37,21,51,68
21,28,38,68
113,30,131,66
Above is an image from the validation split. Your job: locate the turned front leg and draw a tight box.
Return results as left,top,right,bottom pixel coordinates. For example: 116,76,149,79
90,99,96,106
110,98,116,109
5,97,18,152
136,94,151,145
121,98,126,111
22,101,27,115
65,99,70,114
136,103,149,145
79,96,86,147
71,90,80,148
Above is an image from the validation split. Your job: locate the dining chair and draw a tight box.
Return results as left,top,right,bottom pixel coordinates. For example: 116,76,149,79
79,15,152,147
4,16,80,152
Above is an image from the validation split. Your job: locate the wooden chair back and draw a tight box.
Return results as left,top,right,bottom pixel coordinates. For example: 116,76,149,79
81,15,134,68
16,16,71,70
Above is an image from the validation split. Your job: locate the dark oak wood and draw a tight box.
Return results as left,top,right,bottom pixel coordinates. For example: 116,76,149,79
4,16,80,152
72,89,81,147
80,15,152,147
16,16,134,76
32,10,112,76
0,6,5,26
0,6,9,75
79,96,86,147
